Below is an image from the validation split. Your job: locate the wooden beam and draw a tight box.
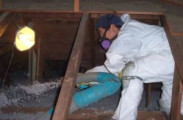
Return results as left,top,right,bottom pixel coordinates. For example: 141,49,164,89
0,10,165,26
161,15,183,120
52,13,90,120
160,15,183,37
145,83,152,107
160,16,183,82
170,67,183,120
74,0,80,12
0,9,81,14
159,0,183,8
0,9,164,16
28,48,37,84
68,110,166,120
0,0,2,8
1,107,49,114
36,38,44,82
89,18,96,67
23,12,82,19
89,11,164,18
27,22,37,84
0,12,13,38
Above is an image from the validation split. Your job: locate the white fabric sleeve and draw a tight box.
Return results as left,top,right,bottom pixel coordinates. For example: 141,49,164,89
104,35,142,76
104,53,126,76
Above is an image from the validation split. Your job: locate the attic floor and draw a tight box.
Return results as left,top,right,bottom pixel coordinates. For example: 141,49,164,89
0,72,164,120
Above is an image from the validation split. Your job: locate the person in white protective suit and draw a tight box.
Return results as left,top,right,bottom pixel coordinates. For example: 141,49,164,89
86,14,175,120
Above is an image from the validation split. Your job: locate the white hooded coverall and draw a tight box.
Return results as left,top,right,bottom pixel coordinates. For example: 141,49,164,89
87,14,175,120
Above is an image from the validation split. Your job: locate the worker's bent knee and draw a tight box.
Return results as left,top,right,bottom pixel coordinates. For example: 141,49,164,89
122,79,144,107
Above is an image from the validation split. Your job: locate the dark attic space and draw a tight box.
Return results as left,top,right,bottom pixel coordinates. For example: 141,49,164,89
0,0,183,120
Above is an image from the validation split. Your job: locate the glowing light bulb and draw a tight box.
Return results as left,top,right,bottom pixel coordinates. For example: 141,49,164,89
15,26,35,51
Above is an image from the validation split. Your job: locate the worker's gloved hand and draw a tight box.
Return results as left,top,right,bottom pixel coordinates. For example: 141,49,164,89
75,82,99,93
118,71,123,80
77,82,90,89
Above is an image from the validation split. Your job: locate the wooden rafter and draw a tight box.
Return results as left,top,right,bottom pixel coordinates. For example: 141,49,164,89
74,0,80,12
159,0,183,8
170,67,182,120
0,0,2,8
0,12,14,56
0,12,13,38
161,15,183,120
52,13,90,120
161,15,183,82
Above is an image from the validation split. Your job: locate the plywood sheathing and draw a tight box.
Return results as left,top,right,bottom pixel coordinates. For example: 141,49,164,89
2,0,183,36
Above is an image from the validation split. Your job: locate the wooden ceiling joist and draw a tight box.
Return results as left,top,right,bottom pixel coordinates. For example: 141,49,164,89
0,0,2,8
0,12,13,38
170,67,182,120
160,15,183,120
74,0,80,12
22,12,82,19
161,15,183,81
52,13,90,120
0,12,14,56
159,0,183,8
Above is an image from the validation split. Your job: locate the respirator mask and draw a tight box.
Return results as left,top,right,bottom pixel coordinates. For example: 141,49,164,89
96,14,124,51
98,28,111,51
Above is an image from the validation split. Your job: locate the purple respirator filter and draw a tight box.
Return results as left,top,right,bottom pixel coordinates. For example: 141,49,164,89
101,40,111,50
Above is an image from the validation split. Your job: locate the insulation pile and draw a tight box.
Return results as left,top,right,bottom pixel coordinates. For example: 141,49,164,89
0,79,61,107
